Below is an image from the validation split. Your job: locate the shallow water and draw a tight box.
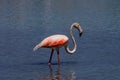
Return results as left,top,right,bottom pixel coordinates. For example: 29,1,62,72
0,0,120,80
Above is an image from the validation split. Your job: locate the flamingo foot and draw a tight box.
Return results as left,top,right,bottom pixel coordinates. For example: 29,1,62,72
48,62,51,65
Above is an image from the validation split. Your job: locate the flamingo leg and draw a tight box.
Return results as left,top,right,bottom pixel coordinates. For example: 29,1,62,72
57,49,60,65
48,49,54,65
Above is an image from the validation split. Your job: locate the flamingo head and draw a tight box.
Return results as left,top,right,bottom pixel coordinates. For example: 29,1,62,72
72,23,83,37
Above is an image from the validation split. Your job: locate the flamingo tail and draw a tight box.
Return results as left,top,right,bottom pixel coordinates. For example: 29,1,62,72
33,44,41,51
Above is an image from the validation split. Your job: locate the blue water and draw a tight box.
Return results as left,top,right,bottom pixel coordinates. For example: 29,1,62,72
0,0,120,80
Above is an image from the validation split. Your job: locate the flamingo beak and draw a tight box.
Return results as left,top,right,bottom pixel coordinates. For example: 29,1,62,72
79,32,83,37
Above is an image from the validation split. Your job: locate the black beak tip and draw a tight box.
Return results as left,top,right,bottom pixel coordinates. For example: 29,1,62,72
79,32,83,37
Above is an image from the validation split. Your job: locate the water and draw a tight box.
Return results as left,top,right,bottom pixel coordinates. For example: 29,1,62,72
0,0,120,80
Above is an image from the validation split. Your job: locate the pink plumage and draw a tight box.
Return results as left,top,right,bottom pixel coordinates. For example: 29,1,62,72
33,35,68,51
40,35,68,48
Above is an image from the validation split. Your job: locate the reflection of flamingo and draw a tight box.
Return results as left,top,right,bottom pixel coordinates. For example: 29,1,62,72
47,65,76,80
33,23,83,65
48,65,62,79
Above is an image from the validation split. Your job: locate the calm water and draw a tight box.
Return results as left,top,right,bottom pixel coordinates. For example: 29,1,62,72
0,0,120,80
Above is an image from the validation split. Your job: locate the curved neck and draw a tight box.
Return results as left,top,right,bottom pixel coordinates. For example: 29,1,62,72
65,25,77,54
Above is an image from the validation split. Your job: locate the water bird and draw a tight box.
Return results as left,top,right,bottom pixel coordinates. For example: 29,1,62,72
33,22,83,65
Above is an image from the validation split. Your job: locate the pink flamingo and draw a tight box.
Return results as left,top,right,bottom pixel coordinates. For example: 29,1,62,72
33,23,83,65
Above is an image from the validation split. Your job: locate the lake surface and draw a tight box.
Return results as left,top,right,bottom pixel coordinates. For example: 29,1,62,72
0,0,120,80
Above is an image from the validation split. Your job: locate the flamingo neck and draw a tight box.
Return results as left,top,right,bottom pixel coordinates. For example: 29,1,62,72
65,25,77,54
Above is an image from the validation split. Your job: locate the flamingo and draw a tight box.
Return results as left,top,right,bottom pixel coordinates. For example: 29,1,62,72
33,22,83,65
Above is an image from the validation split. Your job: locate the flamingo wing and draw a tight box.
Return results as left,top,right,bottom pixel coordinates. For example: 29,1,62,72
41,35,68,48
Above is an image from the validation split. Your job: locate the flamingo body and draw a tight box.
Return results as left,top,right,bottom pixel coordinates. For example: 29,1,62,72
33,35,68,51
40,35,68,48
